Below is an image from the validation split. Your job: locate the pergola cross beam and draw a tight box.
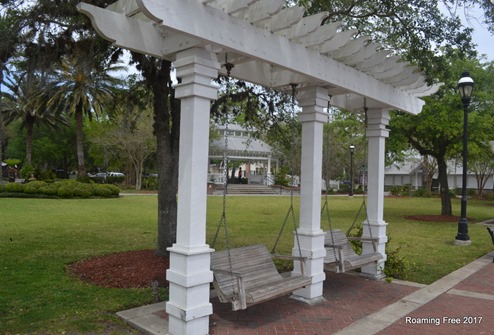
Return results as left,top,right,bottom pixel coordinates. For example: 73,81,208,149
78,0,440,115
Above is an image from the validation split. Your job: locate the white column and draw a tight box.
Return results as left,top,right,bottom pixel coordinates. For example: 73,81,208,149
266,154,272,185
291,87,328,304
361,109,389,279
166,47,220,335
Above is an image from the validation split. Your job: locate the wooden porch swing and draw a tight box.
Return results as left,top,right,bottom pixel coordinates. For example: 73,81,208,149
210,69,310,311
322,102,383,273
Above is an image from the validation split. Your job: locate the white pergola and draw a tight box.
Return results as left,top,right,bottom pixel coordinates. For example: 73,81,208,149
78,1,440,334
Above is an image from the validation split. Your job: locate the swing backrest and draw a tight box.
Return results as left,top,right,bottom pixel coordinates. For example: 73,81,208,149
211,244,283,297
324,229,359,263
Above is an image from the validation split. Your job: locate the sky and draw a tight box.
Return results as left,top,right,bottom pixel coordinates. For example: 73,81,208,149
441,3,494,62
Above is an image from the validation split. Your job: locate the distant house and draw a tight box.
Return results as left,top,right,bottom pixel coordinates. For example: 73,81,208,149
208,124,278,185
384,161,493,191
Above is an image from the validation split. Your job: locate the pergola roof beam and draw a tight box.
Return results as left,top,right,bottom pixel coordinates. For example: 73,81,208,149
79,0,441,114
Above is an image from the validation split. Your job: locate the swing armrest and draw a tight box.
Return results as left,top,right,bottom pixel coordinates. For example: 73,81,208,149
271,254,306,261
271,254,308,276
211,267,247,310
347,236,379,242
324,243,344,249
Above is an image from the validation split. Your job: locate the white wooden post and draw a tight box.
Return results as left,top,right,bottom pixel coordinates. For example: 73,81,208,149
291,86,328,304
361,109,389,279
165,47,219,335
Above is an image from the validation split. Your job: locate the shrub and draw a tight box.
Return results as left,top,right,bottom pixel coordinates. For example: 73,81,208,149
1,179,119,199
20,164,35,179
346,226,414,280
57,185,75,198
93,185,112,197
143,176,158,190
103,184,120,196
39,184,59,196
390,184,412,196
73,183,93,198
5,183,25,193
24,181,47,194
389,186,402,196
412,188,432,198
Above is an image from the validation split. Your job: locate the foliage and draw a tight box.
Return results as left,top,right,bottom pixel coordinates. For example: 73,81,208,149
3,158,21,167
20,163,34,179
274,166,290,187
388,54,494,215
299,0,477,82
412,187,433,198
389,185,410,196
0,180,119,198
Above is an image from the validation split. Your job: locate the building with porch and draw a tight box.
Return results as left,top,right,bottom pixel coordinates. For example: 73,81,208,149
208,124,277,185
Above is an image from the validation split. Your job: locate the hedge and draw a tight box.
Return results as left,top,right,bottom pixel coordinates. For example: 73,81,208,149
0,180,120,199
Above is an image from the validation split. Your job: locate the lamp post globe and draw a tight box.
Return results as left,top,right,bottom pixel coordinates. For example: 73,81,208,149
455,71,474,246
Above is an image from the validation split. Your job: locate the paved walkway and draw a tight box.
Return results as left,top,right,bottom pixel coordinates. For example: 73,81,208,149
117,252,494,335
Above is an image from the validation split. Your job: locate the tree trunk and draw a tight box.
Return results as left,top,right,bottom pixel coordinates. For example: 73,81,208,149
437,156,452,215
153,60,180,256
25,118,34,165
75,103,87,178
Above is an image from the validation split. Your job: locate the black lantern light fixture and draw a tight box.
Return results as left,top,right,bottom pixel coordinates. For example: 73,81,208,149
455,71,474,245
349,144,355,197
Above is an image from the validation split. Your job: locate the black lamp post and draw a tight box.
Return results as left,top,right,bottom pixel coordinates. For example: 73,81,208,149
455,71,474,245
349,144,355,196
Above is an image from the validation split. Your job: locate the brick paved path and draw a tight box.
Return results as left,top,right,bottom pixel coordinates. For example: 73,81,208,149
208,272,418,335
377,263,494,335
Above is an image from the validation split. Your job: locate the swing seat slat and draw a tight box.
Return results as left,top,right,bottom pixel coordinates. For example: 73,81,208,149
324,229,383,273
211,244,311,311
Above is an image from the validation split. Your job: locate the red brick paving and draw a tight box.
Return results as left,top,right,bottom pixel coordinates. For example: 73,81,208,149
152,263,493,335
378,263,494,335
208,272,418,335
376,294,494,335
454,262,494,295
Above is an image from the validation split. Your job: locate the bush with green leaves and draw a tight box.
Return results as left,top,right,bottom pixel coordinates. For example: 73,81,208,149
412,187,432,198
23,181,47,194
92,184,112,197
0,180,119,198
5,182,25,193
347,226,414,280
20,164,35,179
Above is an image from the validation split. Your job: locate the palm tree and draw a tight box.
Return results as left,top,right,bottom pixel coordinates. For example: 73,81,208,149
2,71,67,166
0,8,24,164
48,41,124,179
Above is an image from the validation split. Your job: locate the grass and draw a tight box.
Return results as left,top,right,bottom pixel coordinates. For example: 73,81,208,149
1,195,493,334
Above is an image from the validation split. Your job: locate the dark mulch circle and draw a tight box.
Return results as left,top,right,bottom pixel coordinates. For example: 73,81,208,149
404,215,463,222
67,249,169,289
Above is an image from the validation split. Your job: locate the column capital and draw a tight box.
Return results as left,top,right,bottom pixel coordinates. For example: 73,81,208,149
174,47,220,100
366,109,390,138
297,86,330,108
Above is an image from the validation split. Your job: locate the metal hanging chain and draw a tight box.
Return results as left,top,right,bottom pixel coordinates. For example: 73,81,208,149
272,84,302,259
212,60,235,248
322,98,339,265
210,59,238,301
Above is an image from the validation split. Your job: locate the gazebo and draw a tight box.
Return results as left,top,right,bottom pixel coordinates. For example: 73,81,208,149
208,124,277,185
78,1,440,334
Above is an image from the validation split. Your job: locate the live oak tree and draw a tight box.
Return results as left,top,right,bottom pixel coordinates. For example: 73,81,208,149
389,54,494,215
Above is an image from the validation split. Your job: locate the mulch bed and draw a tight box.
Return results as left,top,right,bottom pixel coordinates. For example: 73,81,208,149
404,215,462,222
67,249,169,289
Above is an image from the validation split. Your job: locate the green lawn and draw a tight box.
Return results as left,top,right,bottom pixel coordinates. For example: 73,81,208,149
0,195,492,334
